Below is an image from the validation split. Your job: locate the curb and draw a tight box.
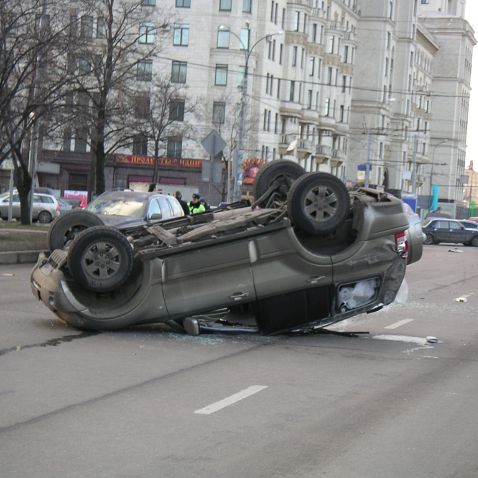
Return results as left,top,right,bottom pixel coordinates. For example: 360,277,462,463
0,251,42,265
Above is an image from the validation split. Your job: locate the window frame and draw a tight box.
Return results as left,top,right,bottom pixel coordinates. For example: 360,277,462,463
215,64,228,86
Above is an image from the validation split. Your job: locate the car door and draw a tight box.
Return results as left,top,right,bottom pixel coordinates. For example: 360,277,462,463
429,220,450,242
447,221,465,243
162,236,256,317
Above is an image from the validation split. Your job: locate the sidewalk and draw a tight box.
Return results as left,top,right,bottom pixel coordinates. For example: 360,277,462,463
0,227,47,265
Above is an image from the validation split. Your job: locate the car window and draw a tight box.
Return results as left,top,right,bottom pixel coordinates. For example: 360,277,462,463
40,196,54,204
449,222,462,230
158,197,173,219
147,198,162,219
87,196,146,217
435,220,449,229
168,197,183,217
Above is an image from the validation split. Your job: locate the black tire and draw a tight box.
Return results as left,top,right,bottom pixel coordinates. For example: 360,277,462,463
471,236,478,247
48,210,104,251
287,172,350,235
38,210,53,224
424,233,434,245
67,226,134,293
253,160,305,207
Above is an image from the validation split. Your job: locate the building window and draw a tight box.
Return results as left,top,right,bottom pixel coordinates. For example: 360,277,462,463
217,29,230,48
135,95,150,119
292,46,297,66
243,0,252,13
171,61,187,83
143,0,156,5
289,80,295,101
80,15,93,39
167,136,182,158
137,60,153,81
421,0,428,3
213,102,226,124
139,22,155,44
215,64,228,86
173,24,189,46
219,0,232,11
79,58,91,75
240,27,250,50
176,0,191,6
169,100,185,121
132,134,148,155
96,17,105,38
74,128,88,152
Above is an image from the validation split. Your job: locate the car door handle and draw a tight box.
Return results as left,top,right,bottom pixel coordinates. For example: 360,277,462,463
230,292,249,301
307,275,326,284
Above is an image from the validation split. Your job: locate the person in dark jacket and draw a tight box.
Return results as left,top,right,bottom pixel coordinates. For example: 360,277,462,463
188,193,206,214
175,190,189,215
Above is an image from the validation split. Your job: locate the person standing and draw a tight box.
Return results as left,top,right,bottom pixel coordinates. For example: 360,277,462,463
175,190,189,215
188,193,206,214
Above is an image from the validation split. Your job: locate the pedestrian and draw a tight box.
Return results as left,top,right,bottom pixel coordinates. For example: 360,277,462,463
175,190,189,215
188,193,206,214
199,196,211,211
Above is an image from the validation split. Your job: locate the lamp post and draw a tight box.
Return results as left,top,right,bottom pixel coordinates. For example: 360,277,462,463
219,26,282,201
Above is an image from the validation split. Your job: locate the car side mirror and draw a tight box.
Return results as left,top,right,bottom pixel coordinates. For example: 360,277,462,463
149,212,162,221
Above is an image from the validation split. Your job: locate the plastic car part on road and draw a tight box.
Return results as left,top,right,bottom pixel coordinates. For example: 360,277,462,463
48,210,104,251
67,226,134,293
287,172,350,235
253,160,305,208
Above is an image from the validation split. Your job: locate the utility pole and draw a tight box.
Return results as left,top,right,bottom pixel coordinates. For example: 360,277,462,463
365,130,372,188
411,134,418,196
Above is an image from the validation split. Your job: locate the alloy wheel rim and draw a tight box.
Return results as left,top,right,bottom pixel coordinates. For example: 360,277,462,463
303,185,338,222
82,241,121,280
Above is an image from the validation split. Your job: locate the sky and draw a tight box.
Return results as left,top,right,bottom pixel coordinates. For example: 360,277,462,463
465,3,478,169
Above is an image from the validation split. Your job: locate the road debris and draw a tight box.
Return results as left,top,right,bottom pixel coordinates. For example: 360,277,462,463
426,336,440,344
1,273,15,277
448,248,463,253
455,296,468,303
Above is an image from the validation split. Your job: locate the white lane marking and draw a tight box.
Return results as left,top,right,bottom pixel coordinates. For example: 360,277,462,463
194,385,268,415
385,319,414,330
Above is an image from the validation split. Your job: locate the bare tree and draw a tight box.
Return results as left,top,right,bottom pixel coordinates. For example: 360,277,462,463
131,76,199,183
65,0,173,198
0,0,72,223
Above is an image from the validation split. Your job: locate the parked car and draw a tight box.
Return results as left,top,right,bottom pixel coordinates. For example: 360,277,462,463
31,160,423,335
459,220,478,230
422,218,478,246
46,190,186,250
0,191,60,223
58,198,73,214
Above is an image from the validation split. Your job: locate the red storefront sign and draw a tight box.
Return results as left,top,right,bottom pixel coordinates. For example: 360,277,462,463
115,154,203,170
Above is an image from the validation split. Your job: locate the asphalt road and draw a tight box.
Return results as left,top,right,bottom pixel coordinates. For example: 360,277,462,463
1,245,478,478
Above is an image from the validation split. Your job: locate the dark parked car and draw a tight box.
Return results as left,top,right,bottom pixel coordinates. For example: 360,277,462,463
422,218,478,246
46,190,185,250
31,161,423,335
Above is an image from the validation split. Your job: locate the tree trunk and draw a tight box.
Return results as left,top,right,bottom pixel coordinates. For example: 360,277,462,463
16,161,32,225
153,140,160,183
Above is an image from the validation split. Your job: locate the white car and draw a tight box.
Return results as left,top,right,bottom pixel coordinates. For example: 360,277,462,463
0,192,61,223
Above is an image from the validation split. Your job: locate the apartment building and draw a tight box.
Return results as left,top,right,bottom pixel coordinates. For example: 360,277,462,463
418,0,476,218
347,0,438,207
33,0,359,203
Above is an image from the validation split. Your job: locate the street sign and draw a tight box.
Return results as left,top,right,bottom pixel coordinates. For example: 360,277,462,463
201,130,227,158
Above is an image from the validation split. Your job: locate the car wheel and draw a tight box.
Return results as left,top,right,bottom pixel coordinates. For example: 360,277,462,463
287,172,350,235
67,226,134,293
471,236,478,247
423,233,434,245
38,211,53,224
253,160,305,208
48,210,104,251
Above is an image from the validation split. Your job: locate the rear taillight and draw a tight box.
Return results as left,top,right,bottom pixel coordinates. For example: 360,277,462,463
395,230,408,258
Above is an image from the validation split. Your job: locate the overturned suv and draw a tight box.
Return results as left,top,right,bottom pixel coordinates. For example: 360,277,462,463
31,161,423,335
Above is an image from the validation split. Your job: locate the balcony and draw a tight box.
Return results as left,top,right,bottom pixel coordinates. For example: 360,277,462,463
297,139,314,158
316,144,332,158
311,8,326,19
331,149,345,166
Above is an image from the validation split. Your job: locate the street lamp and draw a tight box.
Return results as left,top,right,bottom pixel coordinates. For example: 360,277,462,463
219,25,283,201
